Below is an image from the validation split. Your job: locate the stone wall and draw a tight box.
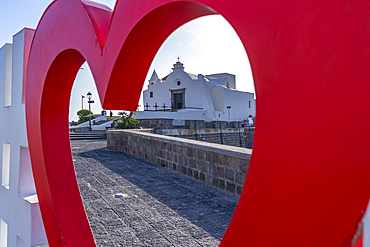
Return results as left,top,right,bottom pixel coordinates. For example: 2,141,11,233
69,126,91,132
107,130,251,196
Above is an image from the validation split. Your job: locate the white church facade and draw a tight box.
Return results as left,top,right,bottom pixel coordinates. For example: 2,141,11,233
136,60,256,121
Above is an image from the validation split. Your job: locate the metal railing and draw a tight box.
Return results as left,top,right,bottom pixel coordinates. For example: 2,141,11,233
143,105,203,112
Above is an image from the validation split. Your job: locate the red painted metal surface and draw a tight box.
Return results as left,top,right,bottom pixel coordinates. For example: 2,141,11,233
25,0,370,246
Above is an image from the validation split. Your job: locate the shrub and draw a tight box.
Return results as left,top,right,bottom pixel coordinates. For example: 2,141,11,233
114,111,139,129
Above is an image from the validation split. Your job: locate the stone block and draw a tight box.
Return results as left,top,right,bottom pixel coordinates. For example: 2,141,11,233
206,152,212,163
183,156,189,167
179,155,183,165
166,152,172,161
197,150,204,160
212,153,220,164
194,170,199,180
200,173,206,182
189,159,196,168
197,162,206,173
205,174,212,185
226,182,236,193
219,180,226,190
187,169,193,177
229,157,239,169
209,164,216,174
220,155,228,166
212,177,219,187
181,166,187,175
236,172,245,185
187,148,193,157
225,168,235,181
240,160,249,173
216,166,225,178
236,186,243,195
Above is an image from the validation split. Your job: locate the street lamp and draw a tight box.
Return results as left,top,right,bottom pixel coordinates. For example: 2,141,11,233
81,95,85,110
87,92,94,130
227,106,231,122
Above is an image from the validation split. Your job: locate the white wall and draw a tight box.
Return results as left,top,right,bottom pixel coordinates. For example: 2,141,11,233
206,73,236,89
1,44,12,107
210,87,224,112
0,29,47,247
210,86,255,121
224,89,255,121
135,109,207,120
365,200,370,247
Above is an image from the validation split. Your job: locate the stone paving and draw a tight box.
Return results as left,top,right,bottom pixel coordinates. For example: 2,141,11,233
71,139,239,246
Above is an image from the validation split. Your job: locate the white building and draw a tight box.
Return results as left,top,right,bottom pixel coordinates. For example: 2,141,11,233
0,29,47,247
136,60,255,121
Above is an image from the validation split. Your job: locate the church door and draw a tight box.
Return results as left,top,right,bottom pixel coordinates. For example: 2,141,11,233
174,93,183,109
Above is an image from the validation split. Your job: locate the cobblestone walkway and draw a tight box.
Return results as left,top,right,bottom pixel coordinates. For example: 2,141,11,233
71,139,239,246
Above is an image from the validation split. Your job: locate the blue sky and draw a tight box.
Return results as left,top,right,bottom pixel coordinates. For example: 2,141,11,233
0,0,254,121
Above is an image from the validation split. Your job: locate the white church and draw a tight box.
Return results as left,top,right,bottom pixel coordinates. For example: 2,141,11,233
136,59,256,121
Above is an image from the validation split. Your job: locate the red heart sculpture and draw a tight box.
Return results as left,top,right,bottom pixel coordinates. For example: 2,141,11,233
26,0,370,246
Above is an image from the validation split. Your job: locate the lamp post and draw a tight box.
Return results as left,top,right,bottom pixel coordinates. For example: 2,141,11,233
81,95,85,110
86,92,94,131
227,106,231,122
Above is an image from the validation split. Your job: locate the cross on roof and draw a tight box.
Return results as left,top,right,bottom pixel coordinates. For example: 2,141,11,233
177,57,180,62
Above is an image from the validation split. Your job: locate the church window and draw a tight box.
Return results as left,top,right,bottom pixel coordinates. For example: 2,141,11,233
177,81,181,86
150,92,153,98
249,101,251,108
227,82,229,89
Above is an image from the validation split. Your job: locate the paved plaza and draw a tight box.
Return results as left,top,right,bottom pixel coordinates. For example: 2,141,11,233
71,139,239,246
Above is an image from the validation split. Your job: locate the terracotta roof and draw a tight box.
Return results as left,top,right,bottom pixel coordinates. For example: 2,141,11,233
161,74,170,81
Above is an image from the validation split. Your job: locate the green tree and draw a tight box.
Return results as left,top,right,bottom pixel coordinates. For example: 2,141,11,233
76,109,94,125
